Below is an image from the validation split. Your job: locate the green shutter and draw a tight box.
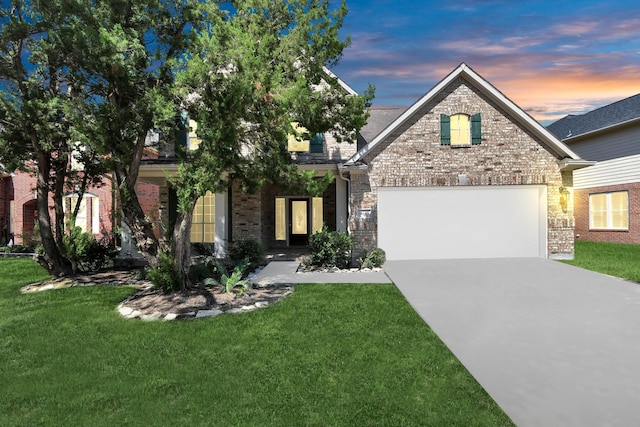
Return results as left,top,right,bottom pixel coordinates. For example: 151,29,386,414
440,114,450,145
471,113,482,145
310,133,324,153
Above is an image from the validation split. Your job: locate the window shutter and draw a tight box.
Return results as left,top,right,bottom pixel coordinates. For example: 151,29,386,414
440,114,450,145
310,133,324,153
471,113,482,145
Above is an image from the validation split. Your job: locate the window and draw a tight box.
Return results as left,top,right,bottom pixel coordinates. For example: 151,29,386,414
287,122,324,153
441,113,481,146
65,195,100,234
275,198,286,240
589,191,628,230
191,191,215,243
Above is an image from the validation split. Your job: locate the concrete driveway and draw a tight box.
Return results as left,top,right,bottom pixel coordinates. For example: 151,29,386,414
384,258,640,427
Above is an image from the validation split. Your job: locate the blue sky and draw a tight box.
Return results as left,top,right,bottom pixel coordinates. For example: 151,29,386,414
330,0,640,124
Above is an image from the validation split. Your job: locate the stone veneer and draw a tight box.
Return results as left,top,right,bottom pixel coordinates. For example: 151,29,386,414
349,78,575,259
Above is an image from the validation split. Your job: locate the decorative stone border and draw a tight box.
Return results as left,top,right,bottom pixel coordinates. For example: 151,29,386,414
116,284,294,321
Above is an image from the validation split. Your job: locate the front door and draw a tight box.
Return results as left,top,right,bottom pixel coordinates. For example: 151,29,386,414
289,199,310,246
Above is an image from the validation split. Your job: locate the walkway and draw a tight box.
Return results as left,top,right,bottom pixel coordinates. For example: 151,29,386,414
385,258,640,427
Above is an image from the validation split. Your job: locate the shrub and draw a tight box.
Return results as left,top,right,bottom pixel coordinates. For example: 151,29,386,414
360,247,386,269
308,226,352,269
63,227,117,273
148,252,181,294
228,239,264,270
0,244,36,254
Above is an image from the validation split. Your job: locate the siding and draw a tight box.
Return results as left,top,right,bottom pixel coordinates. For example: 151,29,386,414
567,125,640,161
574,154,640,189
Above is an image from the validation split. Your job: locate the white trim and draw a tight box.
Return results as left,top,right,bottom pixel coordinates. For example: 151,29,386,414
323,66,358,96
347,63,582,165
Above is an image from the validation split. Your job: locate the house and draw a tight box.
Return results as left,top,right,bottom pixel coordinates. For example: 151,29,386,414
547,94,640,244
138,63,591,261
0,167,160,247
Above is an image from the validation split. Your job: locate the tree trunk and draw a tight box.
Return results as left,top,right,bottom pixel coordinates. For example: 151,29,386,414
171,200,196,290
120,187,160,268
112,133,160,267
35,158,72,276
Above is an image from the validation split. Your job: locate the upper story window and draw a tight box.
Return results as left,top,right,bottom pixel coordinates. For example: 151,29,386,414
440,113,482,146
589,191,629,230
287,122,324,153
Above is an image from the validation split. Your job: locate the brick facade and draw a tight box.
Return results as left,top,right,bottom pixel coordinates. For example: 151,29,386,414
0,168,160,246
349,77,575,259
574,183,640,244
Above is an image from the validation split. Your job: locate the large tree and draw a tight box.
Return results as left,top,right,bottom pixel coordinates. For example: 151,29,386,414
0,1,109,275
0,0,203,272
169,0,373,288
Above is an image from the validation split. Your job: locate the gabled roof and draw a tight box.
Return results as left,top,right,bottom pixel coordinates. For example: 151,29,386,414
547,93,640,141
346,63,584,167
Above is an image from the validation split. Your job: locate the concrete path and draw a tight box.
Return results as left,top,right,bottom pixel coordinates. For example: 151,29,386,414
384,258,640,427
249,261,392,287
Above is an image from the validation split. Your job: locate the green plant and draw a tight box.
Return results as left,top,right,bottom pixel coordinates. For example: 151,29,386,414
205,262,249,294
0,244,36,254
62,227,117,273
308,226,352,269
228,239,264,271
360,248,386,269
147,252,181,294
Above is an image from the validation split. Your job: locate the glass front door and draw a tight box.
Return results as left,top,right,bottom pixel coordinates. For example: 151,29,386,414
289,199,309,246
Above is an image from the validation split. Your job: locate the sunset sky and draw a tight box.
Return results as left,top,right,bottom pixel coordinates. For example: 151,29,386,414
330,0,640,124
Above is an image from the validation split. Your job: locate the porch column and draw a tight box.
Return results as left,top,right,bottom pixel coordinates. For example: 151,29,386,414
336,177,347,233
214,191,228,257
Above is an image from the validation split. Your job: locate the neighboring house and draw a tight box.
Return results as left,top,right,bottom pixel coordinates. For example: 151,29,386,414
547,94,640,244
0,166,159,247
139,63,591,261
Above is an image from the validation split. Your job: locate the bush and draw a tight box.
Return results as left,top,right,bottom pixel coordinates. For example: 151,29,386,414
0,244,36,254
228,239,264,270
148,252,181,294
63,227,117,273
360,247,386,269
308,226,352,269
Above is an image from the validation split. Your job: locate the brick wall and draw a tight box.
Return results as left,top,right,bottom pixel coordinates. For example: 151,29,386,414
231,182,264,245
574,183,640,244
349,78,575,259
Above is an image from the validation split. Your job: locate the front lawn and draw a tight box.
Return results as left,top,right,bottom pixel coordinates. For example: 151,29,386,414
0,258,512,426
562,241,640,283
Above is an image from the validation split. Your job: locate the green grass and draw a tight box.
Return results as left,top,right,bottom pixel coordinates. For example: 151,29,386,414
562,241,640,282
0,258,512,426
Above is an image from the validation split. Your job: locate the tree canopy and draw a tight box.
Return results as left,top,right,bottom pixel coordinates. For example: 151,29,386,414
0,0,373,286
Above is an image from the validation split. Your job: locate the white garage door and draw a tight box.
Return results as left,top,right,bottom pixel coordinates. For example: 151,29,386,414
377,185,547,260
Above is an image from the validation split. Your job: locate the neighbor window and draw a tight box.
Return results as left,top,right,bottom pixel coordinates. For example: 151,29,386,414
65,195,100,234
191,191,215,243
589,191,628,230
441,113,481,146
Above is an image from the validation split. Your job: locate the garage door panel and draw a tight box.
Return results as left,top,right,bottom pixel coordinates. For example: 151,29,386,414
378,186,547,260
